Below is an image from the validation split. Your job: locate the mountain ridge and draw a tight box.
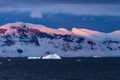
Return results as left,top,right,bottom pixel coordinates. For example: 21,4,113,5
1,22,120,37
0,22,120,57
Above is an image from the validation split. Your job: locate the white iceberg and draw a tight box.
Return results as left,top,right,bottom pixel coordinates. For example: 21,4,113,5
27,57,41,59
42,54,61,59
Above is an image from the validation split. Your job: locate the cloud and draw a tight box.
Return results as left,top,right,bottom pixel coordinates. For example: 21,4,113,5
43,4,120,15
0,2,120,18
0,0,120,5
30,11,43,18
27,4,120,18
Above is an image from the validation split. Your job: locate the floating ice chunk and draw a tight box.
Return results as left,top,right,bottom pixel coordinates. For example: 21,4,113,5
0,62,2,64
93,56,100,58
76,59,82,62
42,54,61,59
7,59,11,61
27,57,41,59
93,56,102,58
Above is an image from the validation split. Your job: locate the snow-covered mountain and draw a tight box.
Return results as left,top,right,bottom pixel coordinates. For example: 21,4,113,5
0,22,120,57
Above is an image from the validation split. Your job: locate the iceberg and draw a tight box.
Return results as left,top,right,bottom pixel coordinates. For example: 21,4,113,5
27,57,41,59
42,54,61,59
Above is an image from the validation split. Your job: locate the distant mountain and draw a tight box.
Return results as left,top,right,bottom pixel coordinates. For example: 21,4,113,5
0,22,120,57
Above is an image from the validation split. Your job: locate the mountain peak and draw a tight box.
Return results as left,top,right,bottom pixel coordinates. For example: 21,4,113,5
0,22,72,35
72,28,105,39
111,30,120,35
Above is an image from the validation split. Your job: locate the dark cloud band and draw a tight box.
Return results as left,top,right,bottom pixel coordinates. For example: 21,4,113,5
0,0,120,4
0,0,120,18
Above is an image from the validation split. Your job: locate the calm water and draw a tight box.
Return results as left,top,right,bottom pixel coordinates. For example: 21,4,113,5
0,57,120,80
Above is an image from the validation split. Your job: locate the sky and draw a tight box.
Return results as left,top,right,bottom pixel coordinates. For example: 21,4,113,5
0,0,120,32
1,0,120,18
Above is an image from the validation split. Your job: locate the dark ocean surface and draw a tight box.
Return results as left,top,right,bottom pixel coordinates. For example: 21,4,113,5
0,57,120,80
